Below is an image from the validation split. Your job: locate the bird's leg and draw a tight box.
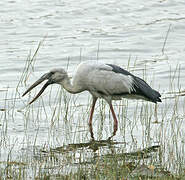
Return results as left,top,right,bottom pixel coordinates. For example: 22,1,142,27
88,98,97,140
108,104,118,140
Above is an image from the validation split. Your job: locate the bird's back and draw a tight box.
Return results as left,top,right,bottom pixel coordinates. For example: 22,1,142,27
72,61,161,103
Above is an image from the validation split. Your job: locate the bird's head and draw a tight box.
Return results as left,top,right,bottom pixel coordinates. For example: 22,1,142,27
22,68,68,104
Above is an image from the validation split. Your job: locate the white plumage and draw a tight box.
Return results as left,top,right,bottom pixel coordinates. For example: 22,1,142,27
23,60,161,139
73,61,134,101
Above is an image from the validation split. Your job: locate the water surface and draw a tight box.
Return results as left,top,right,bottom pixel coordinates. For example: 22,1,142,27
0,0,185,178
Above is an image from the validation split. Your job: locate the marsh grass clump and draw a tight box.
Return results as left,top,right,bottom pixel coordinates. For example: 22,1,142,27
0,38,185,179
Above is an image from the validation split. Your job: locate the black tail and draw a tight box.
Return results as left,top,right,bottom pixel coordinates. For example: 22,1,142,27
133,76,161,103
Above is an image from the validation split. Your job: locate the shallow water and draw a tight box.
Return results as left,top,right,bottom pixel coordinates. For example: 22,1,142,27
0,0,185,178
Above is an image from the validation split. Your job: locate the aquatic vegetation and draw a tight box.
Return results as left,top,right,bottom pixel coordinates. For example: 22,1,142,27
0,41,184,179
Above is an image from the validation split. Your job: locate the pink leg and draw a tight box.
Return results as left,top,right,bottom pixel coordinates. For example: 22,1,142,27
108,104,118,139
88,98,97,139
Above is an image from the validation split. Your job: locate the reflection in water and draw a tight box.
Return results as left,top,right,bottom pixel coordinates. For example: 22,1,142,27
97,145,160,160
52,139,160,157
52,139,125,152
27,141,162,178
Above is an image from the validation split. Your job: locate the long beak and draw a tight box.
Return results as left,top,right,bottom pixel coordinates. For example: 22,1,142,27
22,72,53,104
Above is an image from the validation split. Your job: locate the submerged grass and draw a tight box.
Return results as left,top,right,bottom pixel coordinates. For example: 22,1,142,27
0,38,185,179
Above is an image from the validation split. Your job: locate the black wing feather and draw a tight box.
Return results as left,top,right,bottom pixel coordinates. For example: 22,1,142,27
133,76,161,103
106,64,161,103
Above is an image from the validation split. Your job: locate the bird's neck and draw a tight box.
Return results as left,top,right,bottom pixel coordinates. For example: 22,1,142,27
61,77,83,94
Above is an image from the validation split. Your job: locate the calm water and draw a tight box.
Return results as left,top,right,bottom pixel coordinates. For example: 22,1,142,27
0,0,185,177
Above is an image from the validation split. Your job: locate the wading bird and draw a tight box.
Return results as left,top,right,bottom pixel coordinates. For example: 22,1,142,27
22,61,161,139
